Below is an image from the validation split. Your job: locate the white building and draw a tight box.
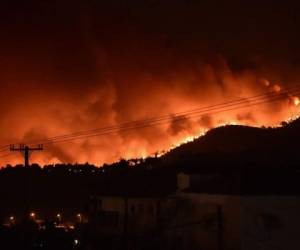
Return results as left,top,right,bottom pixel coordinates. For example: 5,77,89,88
165,172,300,250
88,172,300,250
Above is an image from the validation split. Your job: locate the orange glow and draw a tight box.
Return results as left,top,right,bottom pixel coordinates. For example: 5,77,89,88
1,61,300,167
272,84,281,93
262,79,270,87
293,96,300,106
1,1,300,169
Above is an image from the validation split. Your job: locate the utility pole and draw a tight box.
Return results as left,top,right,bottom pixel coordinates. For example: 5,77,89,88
10,144,43,220
10,144,43,167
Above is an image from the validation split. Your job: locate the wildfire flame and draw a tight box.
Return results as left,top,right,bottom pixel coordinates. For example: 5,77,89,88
1,71,300,167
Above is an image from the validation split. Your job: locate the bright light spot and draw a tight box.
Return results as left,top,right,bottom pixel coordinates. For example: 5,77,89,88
226,121,237,126
293,96,300,106
9,216,14,221
182,136,195,144
30,212,35,218
74,239,79,245
284,115,300,125
168,130,208,153
77,213,82,223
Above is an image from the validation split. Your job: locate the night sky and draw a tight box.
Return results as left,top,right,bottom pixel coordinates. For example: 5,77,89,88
1,1,300,165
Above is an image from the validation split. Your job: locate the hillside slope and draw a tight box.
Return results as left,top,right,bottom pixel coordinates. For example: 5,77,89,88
160,119,300,176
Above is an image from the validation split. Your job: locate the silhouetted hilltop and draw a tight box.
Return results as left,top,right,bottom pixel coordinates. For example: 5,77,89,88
167,125,267,155
163,118,300,166
159,119,300,195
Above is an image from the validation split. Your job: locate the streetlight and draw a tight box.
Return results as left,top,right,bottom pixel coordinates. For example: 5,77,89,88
76,213,82,223
56,213,61,220
74,239,79,246
30,212,36,220
9,216,15,225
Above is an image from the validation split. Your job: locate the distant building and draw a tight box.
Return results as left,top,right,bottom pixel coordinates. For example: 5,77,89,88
162,172,300,250
88,195,163,234
159,172,240,250
87,191,168,250
87,171,300,250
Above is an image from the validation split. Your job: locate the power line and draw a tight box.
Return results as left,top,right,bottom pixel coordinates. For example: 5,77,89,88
0,152,14,158
30,86,300,144
12,87,295,147
0,145,10,152
1,86,300,151
29,88,300,146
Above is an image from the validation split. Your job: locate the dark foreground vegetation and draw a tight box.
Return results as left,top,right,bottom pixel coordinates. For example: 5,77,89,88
1,119,300,249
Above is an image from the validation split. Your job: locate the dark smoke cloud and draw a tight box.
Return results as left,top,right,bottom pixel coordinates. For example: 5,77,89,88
168,115,193,135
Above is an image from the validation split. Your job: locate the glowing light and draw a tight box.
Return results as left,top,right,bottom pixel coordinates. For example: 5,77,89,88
29,212,36,221
74,239,79,246
77,213,82,223
273,84,281,93
293,96,300,106
262,79,270,86
284,115,300,125
168,130,208,153
218,121,239,127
